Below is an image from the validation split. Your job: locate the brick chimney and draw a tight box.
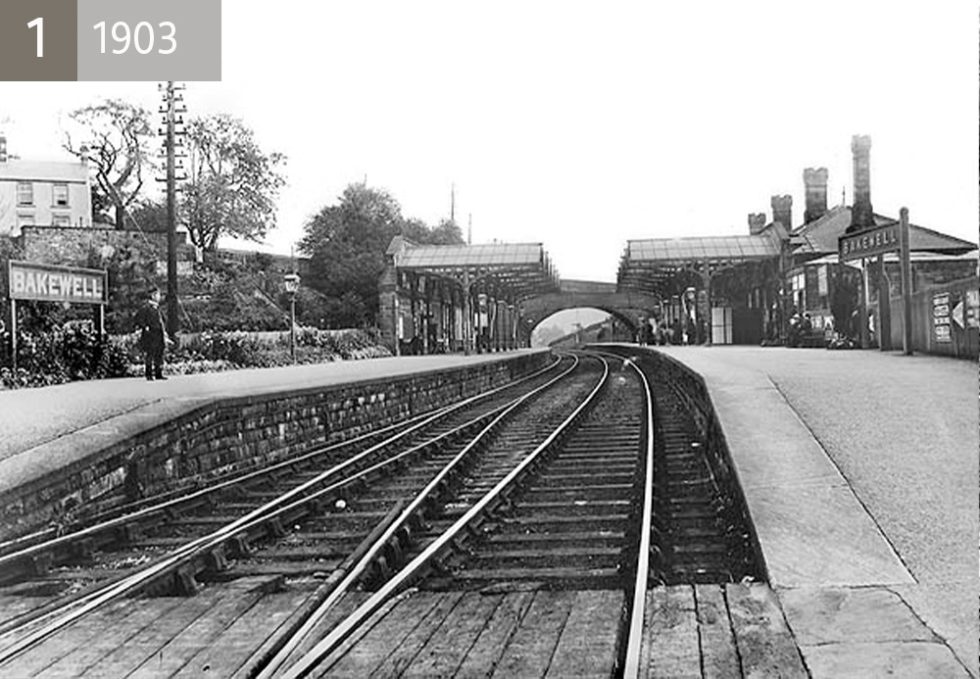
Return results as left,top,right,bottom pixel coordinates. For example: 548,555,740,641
850,134,873,229
0,135,7,163
803,167,828,223
748,213,767,235
771,195,792,231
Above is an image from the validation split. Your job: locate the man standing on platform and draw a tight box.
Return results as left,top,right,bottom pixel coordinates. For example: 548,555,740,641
136,288,168,381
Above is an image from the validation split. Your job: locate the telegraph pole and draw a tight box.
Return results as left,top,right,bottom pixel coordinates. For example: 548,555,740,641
159,81,187,338
165,82,178,337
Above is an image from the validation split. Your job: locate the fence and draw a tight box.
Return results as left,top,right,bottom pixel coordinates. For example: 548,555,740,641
889,275,979,358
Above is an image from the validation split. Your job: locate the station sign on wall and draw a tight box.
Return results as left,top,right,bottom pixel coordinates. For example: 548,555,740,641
838,223,900,261
8,260,107,304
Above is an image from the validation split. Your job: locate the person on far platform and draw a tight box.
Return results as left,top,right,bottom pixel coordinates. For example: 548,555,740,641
135,288,169,381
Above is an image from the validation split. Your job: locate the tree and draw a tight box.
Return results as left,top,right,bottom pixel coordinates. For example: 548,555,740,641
63,100,154,229
300,183,467,328
403,217,465,246
181,114,286,250
128,198,169,232
427,218,466,245
300,184,402,327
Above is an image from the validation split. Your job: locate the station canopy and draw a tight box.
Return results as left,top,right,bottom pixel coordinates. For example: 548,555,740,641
617,235,780,294
390,238,561,300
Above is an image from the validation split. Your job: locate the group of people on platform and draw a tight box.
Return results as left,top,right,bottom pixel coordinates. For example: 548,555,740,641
786,309,815,348
636,315,707,346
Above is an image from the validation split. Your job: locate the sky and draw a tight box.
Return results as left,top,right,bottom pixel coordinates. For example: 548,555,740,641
1,1,977,283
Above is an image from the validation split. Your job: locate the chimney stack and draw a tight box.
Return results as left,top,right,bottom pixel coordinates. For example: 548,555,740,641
748,213,767,235
803,167,828,223
771,194,792,231
850,134,873,229
0,135,7,163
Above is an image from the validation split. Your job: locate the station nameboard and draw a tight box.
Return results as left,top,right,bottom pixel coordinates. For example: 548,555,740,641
838,223,900,262
8,260,107,304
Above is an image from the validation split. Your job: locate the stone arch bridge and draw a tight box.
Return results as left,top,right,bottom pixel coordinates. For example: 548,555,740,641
519,279,659,335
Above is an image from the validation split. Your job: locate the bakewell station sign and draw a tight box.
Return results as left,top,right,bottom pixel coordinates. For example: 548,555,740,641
838,223,899,262
8,260,107,305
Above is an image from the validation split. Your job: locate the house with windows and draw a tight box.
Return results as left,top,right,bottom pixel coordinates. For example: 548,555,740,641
0,135,92,237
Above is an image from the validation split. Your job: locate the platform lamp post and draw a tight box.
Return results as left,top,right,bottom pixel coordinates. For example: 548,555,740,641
284,273,300,363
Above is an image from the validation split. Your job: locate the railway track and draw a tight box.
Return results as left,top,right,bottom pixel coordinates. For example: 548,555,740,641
265,352,652,678
0,349,765,678
263,351,763,678
0,355,577,659
421,360,645,591
0,353,623,673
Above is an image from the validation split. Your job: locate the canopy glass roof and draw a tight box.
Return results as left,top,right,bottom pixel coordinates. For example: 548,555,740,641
626,236,780,262
391,239,561,300
618,235,780,296
397,243,545,268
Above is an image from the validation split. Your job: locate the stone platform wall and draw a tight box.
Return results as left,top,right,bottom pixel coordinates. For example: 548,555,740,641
0,351,551,539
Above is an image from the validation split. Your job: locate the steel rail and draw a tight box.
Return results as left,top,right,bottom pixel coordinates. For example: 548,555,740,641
253,353,582,679
278,353,611,679
0,354,567,665
598,352,655,678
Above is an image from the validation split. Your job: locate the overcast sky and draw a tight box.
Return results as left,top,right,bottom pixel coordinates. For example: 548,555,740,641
1,1,976,282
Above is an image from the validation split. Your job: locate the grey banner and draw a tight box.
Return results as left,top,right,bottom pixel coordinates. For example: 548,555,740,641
77,0,221,81
0,0,78,81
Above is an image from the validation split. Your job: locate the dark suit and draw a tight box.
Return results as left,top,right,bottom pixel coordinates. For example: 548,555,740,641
136,301,166,379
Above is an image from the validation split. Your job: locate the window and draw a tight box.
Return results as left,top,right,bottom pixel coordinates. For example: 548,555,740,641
53,215,71,227
791,272,806,311
16,182,33,206
52,183,69,207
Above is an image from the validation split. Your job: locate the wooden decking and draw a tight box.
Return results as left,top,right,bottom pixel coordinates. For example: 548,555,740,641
314,588,624,678
4,580,813,677
640,583,807,678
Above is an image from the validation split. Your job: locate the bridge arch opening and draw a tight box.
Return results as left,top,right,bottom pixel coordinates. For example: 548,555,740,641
530,307,637,347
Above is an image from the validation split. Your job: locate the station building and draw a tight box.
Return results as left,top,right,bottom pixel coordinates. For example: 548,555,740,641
617,135,978,353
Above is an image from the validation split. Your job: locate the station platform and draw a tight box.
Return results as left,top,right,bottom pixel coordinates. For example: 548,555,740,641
643,345,977,677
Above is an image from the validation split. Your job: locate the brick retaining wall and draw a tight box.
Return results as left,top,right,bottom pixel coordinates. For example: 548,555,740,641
0,352,551,540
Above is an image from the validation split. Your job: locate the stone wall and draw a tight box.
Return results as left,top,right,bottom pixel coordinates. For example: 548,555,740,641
19,225,193,268
0,351,551,539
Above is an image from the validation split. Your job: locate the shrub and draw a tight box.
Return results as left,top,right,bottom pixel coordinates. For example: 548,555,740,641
1,323,131,389
3,325,390,389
